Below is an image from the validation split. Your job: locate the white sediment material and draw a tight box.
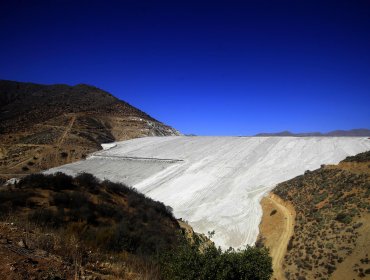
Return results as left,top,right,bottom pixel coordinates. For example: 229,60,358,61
45,136,370,249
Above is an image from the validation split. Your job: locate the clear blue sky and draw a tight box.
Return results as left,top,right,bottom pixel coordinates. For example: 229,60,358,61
1,0,369,135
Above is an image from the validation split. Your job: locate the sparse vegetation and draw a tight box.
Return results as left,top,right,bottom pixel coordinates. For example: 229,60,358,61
273,151,370,279
342,151,370,163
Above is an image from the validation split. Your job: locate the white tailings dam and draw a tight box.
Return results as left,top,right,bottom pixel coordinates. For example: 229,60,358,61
46,136,370,249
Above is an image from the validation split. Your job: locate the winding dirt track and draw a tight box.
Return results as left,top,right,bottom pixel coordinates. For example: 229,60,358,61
54,114,76,165
267,194,295,280
57,114,76,146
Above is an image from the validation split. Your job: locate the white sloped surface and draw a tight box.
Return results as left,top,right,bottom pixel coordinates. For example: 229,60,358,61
45,136,370,248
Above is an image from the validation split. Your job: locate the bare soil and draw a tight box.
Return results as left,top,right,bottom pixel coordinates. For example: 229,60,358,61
259,193,295,280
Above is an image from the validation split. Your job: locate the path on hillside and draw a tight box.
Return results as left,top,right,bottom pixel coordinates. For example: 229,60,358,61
54,114,76,165
267,194,295,280
57,114,76,146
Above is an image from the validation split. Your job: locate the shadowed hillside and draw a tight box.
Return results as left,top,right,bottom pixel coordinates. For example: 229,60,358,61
0,172,180,279
0,80,180,180
0,173,272,280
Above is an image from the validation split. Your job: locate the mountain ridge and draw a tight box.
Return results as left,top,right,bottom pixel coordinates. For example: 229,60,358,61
255,128,370,137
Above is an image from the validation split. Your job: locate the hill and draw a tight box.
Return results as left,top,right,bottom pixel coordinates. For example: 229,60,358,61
0,173,272,280
0,172,181,279
255,129,370,137
0,80,180,181
259,151,370,280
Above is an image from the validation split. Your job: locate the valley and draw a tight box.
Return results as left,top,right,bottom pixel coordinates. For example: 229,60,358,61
2,80,370,279
45,136,370,250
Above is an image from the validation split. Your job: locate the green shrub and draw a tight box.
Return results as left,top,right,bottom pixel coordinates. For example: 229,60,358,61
335,212,352,224
312,192,328,204
75,172,99,193
160,241,273,280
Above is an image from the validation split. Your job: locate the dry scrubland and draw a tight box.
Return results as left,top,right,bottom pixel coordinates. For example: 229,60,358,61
263,151,370,280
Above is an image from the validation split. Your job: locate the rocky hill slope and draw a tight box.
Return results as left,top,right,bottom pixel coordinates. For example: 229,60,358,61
0,80,180,180
260,151,370,280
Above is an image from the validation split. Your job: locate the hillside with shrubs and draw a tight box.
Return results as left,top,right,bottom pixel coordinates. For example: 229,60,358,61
0,172,272,279
273,151,370,279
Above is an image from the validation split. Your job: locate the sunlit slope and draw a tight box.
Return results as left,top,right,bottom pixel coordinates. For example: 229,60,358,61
46,136,370,248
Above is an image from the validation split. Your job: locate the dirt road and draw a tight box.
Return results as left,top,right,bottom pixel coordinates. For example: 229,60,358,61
54,114,76,164
57,114,76,146
261,194,295,280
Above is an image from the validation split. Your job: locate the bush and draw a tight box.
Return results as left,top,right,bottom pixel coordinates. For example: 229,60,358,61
287,237,294,251
19,172,75,190
0,189,34,214
160,241,273,280
47,172,74,190
52,191,89,209
312,192,328,204
335,212,352,224
18,173,47,188
60,152,68,158
75,172,99,192
103,180,130,195
28,208,62,228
